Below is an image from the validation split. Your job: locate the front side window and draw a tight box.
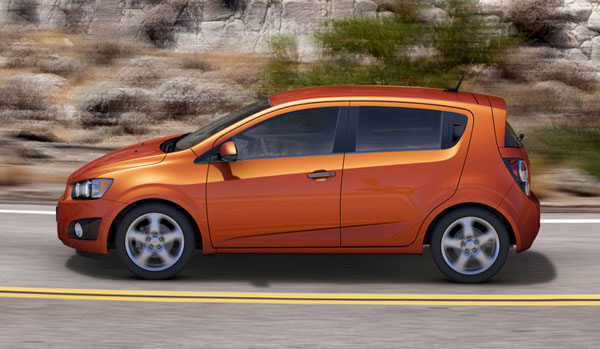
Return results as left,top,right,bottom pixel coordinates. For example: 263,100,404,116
234,107,340,160
356,107,467,152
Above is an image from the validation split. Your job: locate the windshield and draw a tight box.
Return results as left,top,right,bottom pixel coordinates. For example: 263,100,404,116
175,99,271,151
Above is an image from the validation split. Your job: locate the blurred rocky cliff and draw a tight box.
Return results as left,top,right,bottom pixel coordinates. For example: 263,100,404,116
0,1,598,58
3,1,600,85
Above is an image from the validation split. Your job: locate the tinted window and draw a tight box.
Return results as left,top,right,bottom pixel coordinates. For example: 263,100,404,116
357,107,442,152
504,121,522,148
356,107,467,152
234,107,339,160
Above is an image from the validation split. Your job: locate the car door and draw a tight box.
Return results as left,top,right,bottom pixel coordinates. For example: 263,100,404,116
206,103,348,248
341,102,472,247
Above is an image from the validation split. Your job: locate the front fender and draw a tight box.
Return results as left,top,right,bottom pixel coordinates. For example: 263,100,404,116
101,150,214,253
111,185,214,254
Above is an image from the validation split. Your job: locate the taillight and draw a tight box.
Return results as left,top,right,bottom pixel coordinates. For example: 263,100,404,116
504,158,530,196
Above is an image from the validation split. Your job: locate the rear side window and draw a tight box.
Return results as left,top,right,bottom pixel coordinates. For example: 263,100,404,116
356,107,467,152
234,107,340,160
504,121,522,148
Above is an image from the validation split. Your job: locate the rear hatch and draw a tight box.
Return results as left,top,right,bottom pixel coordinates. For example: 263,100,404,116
488,97,532,196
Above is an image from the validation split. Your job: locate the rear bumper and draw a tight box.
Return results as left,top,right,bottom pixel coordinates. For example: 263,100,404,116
497,183,541,252
57,195,126,254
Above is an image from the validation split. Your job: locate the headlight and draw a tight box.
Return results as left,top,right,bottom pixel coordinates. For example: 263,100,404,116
71,179,113,200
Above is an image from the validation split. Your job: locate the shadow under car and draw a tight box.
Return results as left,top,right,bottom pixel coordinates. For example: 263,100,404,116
66,247,556,286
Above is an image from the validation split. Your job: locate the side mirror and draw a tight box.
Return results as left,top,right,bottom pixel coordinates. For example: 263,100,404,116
218,141,238,162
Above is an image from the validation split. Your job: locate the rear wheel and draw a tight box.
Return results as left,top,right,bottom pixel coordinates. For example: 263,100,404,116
430,207,510,283
115,203,195,279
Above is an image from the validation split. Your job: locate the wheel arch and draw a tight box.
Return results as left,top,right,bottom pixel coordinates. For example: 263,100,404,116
422,202,516,246
107,198,203,251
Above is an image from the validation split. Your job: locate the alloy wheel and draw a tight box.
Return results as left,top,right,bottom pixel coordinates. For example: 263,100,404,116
125,212,185,272
440,216,500,275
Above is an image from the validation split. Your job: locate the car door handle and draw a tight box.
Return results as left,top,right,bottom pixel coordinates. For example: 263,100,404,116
308,171,336,180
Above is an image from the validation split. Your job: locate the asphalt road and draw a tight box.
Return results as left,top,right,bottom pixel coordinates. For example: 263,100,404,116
1,202,599,348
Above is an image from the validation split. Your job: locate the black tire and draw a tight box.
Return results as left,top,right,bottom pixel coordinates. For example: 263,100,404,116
430,207,510,283
115,202,196,279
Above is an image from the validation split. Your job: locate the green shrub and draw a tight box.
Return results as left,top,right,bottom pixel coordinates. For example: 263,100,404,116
79,84,154,127
433,0,512,67
0,77,48,111
180,54,214,71
260,0,517,95
223,0,246,12
8,0,39,24
261,35,303,94
84,41,134,66
507,0,560,43
117,112,150,135
583,152,600,178
526,124,600,178
142,0,194,48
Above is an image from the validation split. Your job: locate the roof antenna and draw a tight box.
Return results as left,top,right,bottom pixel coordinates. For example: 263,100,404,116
444,58,474,93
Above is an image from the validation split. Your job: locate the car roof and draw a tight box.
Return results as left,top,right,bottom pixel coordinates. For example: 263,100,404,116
269,85,505,110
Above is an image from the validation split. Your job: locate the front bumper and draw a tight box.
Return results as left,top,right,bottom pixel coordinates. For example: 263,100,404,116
57,195,126,254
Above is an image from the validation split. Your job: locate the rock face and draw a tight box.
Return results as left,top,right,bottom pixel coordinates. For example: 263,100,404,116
1,0,600,61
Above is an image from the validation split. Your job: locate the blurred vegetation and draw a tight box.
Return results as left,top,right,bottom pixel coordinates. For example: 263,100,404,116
506,0,560,43
260,0,518,95
527,124,600,178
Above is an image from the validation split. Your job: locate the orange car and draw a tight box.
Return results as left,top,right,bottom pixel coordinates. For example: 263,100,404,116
57,85,540,282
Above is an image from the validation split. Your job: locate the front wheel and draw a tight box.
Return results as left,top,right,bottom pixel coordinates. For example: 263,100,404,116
115,203,196,279
430,207,510,283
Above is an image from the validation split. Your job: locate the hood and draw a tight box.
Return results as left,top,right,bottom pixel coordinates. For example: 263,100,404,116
68,135,179,183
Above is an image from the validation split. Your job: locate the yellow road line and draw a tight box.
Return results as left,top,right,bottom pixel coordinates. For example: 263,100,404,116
1,287,600,306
